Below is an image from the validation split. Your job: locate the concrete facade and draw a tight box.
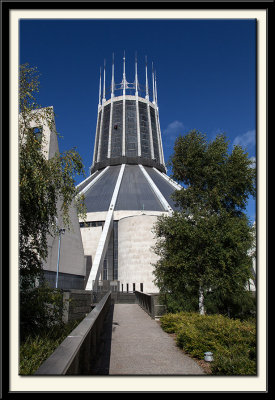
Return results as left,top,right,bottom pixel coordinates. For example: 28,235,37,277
91,70,165,174
117,215,160,293
21,107,87,289
44,196,86,282
79,210,167,293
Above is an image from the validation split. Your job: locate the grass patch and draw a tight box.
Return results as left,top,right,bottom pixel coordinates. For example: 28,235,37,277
20,319,82,375
160,312,256,375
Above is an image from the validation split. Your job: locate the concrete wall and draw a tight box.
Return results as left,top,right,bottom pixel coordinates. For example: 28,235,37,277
118,214,160,293
79,211,166,293
80,225,103,259
43,270,85,290
22,107,86,286
62,289,93,323
44,197,86,278
21,106,59,160
35,292,111,375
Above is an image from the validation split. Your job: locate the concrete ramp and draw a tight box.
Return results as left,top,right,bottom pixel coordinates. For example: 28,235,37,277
91,304,205,375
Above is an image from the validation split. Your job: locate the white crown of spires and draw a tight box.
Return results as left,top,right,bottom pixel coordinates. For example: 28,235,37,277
98,52,158,106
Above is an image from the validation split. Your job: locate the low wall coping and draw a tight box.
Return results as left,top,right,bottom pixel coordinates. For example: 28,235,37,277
35,291,110,375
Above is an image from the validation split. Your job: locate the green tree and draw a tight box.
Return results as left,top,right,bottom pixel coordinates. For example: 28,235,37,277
19,63,86,334
153,130,256,317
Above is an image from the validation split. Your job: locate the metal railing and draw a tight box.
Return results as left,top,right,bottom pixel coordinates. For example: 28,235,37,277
35,291,111,375
134,291,166,319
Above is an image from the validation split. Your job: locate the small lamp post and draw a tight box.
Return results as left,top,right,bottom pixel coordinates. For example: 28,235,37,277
204,352,214,362
55,228,65,289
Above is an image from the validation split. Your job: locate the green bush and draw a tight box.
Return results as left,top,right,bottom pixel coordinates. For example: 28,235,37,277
159,289,256,320
160,312,256,375
20,319,81,375
20,282,64,342
159,291,200,314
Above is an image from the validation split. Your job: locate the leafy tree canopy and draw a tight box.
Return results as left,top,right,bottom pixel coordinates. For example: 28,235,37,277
170,130,256,217
153,130,256,317
19,63,86,332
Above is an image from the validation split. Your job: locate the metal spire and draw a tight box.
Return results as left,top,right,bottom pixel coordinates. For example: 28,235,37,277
135,52,138,96
111,53,115,98
98,67,102,108
154,69,158,106
123,51,126,95
145,55,149,100
103,59,106,102
152,62,155,104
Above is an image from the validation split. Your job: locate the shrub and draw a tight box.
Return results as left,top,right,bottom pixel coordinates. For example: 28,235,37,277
160,312,256,375
20,319,81,375
20,282,64,342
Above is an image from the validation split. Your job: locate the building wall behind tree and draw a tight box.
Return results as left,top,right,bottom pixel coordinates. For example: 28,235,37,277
117,214,159,293
23,107,87,289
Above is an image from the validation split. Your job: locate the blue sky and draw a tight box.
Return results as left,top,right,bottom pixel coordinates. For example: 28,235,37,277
20,18,256,221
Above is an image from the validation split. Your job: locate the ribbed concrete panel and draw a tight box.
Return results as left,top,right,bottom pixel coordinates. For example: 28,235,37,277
111,100,123,158
143,166,180,211
125,100,138,157
84,166,120,212
150,106,160,163
139,102,150,159
101,103,111,160
93,110,101,163
115,165,164,211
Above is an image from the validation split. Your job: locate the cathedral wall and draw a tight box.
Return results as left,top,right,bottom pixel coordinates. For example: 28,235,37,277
24,107,87,287
44,197,86,279
80,225,103,261
117,214,160,293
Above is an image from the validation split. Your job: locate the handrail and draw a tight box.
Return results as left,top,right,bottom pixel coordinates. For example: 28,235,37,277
135,291,166,319
35,291,111,375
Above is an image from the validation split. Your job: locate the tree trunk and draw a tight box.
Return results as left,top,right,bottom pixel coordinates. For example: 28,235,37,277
199,286,205,315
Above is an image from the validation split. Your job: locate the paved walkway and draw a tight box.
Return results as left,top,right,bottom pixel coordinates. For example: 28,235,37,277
91,304,205,376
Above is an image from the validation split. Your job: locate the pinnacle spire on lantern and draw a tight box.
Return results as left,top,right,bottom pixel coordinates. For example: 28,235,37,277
152,62,156,104
123,51,126,95
111,52,115,98
103,59,106,102
92,52,165,174
97,53,160,101
145,55,149,100
154,69,158,106
135,52,139,96
98,67,102,109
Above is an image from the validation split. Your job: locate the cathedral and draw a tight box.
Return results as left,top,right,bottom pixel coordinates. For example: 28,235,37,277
37,54,182,293
77,54,181,293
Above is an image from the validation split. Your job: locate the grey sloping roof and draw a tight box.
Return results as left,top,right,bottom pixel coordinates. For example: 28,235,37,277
143,166,181,211
83,165,120,212
76,170,101,193
79,164,181,213
115,165,164,211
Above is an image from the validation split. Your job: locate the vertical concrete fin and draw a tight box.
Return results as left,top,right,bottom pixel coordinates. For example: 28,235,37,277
98,67,102,107
85,164,126,290
135,52,139,96
103,59,106,102
155,106,165,167
136,96,141,157
152,63,155,104
111,52,115,98
147,102,154,160
145,56,149,100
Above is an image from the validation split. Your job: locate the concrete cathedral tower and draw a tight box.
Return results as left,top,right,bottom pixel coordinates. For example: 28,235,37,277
77,54,182,293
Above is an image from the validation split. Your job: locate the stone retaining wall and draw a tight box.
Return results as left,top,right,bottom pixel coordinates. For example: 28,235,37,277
63,289,93,323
